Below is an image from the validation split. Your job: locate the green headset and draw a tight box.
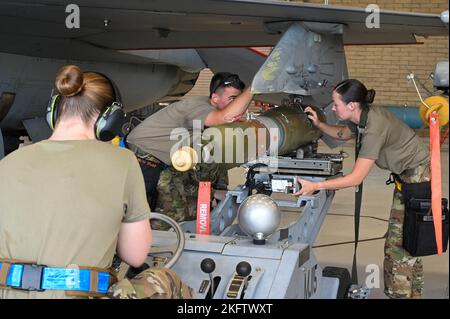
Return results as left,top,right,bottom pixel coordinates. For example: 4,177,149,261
46,72,125,142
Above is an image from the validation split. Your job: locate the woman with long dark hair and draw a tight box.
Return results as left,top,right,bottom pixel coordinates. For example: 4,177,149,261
296,79,430,299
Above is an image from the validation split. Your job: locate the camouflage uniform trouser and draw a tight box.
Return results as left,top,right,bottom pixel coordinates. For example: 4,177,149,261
108,268,193,299
384,164,430,299
154,163,229,224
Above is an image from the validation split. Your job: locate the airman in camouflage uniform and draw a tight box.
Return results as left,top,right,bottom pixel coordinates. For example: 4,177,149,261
108,268,193,299
125,72,250,219
384,164,430,299
155,163,229,224
303,80,433,299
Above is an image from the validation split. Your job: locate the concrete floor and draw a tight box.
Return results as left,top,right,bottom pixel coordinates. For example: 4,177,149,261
227,138,449,299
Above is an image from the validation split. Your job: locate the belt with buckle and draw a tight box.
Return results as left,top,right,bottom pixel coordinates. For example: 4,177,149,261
386,163,431,192
0,261,111,294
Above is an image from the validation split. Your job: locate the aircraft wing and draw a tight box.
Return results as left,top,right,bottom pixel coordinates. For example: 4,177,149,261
0,0,448,62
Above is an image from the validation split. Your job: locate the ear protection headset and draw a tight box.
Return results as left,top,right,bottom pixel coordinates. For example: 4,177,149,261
46,72,126,142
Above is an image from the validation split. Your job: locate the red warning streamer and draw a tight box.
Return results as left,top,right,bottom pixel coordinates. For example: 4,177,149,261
430,112,443,255
196,181,211,235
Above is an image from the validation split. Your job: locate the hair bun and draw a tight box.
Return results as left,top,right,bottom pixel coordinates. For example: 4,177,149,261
366,89,376,104
55,65,85,97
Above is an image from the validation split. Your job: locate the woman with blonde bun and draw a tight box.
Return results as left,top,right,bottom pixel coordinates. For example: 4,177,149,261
0,65,152,298
295,79,431,299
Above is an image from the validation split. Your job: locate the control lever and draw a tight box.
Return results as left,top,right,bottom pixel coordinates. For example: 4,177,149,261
236,261,252,277
225,261,252,299
200,258,216,297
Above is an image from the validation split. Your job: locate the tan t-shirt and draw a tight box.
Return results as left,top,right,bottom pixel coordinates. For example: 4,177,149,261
126,96,215,165
348,106,429,174
0,140,150,298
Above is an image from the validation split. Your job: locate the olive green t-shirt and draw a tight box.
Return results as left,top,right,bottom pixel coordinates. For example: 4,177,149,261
0,140,150,298
348,106,429,174
126,96,216,165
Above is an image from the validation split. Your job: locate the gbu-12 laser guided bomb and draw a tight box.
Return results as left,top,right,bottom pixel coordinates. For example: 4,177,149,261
171,102,326,171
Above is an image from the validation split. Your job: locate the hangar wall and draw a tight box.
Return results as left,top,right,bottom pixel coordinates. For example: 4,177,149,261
187,0,449,107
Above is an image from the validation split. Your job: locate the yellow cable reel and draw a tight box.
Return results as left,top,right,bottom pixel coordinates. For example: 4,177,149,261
419,95,449,127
